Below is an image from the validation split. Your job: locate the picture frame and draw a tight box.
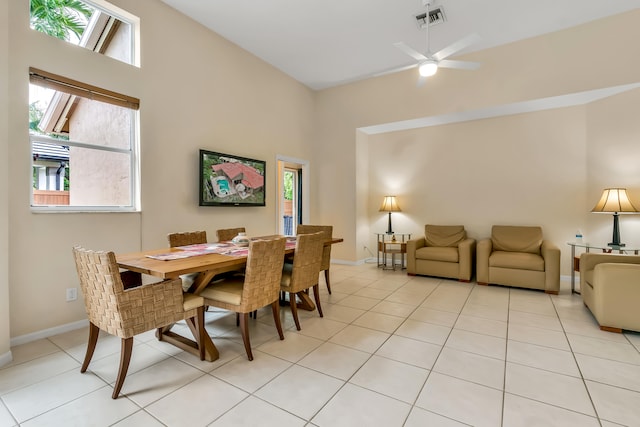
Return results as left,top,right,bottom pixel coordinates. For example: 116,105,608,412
199,149,266,207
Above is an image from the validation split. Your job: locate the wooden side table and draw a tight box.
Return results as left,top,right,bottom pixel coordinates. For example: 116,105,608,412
375,233,411,270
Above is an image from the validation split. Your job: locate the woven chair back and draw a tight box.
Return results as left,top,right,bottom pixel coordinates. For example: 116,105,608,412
167,231,207,248
217,227,246,242
296,225,332,271
289,231,324,293
72,246,189,339
240,237,286,309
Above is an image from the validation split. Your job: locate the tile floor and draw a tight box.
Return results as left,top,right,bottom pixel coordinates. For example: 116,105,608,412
2,263,640,426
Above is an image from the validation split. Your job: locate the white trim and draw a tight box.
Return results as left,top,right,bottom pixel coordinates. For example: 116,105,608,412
0,351,13,368
275,154,310,230
10,319,88,347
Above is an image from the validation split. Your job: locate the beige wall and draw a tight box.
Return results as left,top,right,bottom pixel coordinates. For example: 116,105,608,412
4,1,640,353
313,10,640,264
1,0,11,362
6,0,314,341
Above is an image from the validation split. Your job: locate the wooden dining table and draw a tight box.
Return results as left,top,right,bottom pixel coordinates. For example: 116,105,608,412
116,236,343,361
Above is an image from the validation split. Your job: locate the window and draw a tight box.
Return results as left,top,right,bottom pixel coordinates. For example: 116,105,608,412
29,0,138,67
29,68,140,211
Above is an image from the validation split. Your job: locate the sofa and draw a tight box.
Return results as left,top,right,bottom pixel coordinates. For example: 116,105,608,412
407,225,476,281
580,253,640,333
477,225,560,294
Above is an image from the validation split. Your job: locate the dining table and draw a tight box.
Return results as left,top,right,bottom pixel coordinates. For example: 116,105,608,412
116,235,343,361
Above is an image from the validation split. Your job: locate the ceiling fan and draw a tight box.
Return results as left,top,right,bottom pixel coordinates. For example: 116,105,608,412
393,1,481,84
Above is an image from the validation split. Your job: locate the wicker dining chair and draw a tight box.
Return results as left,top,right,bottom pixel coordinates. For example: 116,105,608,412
72,246,205,399
216,227,246,242
280,231,325,331
296,225,333,294
199,237,286,361
167,230,207,248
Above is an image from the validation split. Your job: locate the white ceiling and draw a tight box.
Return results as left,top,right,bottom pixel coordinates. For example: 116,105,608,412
159,0,640,90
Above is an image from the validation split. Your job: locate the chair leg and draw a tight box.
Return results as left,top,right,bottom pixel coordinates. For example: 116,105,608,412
324,269,332,294
271,301,284,340
313,284,323,318
290,292,301,331
236,312,240,327
239,312,253,361
81,322,100,373
112,337,133,399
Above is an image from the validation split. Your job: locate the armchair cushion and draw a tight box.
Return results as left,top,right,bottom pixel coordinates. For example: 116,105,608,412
491,225,542,254
415,246,459,263
425,225,466,248
489,251,545,271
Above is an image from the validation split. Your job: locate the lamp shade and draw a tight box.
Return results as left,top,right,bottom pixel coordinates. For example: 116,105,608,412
591,188,639,213
379,196,401,212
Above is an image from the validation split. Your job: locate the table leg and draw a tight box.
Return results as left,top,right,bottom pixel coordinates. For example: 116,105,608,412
570,244,576,294
157,321,219,362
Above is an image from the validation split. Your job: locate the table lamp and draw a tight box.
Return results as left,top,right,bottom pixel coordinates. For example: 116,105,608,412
379,196,401,235
591,188,639,247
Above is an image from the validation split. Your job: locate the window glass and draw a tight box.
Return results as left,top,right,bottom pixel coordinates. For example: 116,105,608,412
29,0,135,66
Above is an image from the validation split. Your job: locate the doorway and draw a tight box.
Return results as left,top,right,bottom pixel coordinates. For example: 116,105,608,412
276,155,309,235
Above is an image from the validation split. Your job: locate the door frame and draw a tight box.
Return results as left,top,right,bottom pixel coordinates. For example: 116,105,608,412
276,154,309,234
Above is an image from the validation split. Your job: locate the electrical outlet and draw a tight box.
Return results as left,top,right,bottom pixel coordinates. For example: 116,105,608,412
66,287,77,302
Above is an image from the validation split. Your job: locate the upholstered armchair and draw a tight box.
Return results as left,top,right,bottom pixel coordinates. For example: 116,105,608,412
580,253,640,333
477,225,560,294
407,225,476,281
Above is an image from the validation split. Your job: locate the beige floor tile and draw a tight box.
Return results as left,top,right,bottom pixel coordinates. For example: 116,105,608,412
508,309,563,331
507,340,581,377
461,303,508,322
111,410,165,427
2,369,106,423
502,392,600,427
395,319,452,345
509,297,556,317
370,300,416,317
375,335,441,369
415,372,503,427
210,395,306,426
353,287,394,300
409,307,459,327
2,339,60,368
211,351,290,393
445,329,506,360
567,333,640,365
298,342,370,380
336,295,383,310
505,362,595,416
576,353,640,392
404,406,469,427
257,331,323,362
312,383,411,427
562,318,630,342
146,375,247,426
86,341,172,384
352,311,405,333
385,290,428,306
174,337,245,372
508,323,570,351
0,351,79,395
0,401,16,427
255,364,343,420
20,387,139,427
329,325,390,353
587,380,640,426
294,317,347,341
433,347,505,390
320,304,366,324
454,314,507,338
350,355,429,403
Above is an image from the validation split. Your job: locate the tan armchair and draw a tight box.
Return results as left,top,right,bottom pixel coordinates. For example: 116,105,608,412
580,253,640,333
477,225,560,294
407,225,475,282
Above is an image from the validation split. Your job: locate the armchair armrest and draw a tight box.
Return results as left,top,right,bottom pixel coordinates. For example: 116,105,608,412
407,238,426,274
592,263,640,330
458,238,476,281
541,240,560,293
476,238,492,284
580,253,640,273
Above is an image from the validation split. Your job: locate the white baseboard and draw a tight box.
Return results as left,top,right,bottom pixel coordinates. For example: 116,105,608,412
10,319,88,347
0,350,13,368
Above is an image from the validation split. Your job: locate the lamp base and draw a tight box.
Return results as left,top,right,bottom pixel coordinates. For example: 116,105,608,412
608,242,625,248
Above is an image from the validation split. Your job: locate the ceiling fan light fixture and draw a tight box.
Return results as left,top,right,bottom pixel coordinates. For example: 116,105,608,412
419,60,438,77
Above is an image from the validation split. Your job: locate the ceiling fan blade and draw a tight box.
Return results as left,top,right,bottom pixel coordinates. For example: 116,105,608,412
393,42,428,62
373,62,418,77
438,59,481,70
432,33,481,61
